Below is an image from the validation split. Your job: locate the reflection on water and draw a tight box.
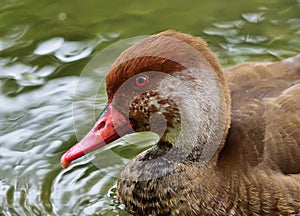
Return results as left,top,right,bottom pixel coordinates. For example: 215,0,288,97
0,25,28,51
0,0,299,215
0,77,78,215
203,7,300,65
35,38,99,63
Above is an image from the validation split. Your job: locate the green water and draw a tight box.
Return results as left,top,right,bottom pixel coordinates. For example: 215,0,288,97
0,0,299,215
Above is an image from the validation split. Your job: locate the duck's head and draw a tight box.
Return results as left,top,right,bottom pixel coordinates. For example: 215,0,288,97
61,30,231,168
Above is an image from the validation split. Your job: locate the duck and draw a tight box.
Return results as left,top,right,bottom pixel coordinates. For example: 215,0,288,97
60,30,300,216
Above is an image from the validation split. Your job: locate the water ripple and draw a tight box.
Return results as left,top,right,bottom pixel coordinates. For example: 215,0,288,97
241,12,265,23
34,37,65,56
0,61,57,91
0,76,91,215
34,37,98,63
0,25,28,51
55,41,95,62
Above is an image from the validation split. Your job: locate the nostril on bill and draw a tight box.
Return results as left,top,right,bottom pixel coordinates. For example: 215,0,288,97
96,121,106,131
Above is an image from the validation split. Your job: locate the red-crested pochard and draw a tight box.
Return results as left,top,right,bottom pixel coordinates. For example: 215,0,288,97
61,30,300,215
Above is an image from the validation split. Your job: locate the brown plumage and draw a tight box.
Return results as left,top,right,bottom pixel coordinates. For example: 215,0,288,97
61,30,300,215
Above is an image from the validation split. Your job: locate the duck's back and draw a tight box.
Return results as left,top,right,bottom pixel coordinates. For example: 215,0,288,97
219,54,300,214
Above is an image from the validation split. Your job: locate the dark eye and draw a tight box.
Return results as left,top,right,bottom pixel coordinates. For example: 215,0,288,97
135,75,148,87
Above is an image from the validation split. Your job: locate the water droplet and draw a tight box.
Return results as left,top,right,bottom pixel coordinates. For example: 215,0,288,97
58,12,67,21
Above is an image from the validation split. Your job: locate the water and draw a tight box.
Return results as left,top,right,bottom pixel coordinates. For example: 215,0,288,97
0,0,299,215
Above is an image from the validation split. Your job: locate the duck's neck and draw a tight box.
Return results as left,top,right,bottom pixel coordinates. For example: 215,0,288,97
155,67,229,165
117,143,229,215
119,142,185,181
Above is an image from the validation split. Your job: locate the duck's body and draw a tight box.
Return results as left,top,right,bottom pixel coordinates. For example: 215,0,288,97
61,31,300,215
118,56,300,215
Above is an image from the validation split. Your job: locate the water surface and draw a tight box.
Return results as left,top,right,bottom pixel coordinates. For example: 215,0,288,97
0,0,299,215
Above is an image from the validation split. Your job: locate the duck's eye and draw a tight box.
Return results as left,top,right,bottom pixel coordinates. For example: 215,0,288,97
135,75,148,87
